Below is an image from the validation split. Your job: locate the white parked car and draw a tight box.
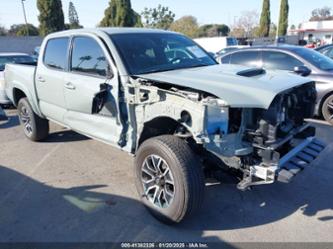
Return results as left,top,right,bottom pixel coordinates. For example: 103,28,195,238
0,53,35,105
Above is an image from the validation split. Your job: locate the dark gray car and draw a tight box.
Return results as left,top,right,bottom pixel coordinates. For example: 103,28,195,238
315,44,333,59
218,45,333,125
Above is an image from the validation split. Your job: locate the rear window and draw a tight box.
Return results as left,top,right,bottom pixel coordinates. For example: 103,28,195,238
43,37,69,70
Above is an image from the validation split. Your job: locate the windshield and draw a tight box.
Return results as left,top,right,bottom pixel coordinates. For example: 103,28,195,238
0,55,35,71
293,48,333,71
110,33,217,75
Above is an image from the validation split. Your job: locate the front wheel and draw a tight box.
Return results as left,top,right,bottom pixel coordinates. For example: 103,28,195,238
18,98,49,141
322,94,333,125
135,135,205,224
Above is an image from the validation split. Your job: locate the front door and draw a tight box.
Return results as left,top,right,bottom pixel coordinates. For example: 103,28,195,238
63,35,122,146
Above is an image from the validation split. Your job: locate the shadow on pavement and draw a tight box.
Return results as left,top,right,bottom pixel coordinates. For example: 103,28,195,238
0,115,19,129
43,130,90,143
0,165,231,244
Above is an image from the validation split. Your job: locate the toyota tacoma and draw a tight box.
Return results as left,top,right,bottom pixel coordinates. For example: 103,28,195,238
5,28,325,223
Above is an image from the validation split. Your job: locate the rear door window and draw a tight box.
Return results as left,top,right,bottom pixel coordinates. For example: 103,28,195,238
229,51,261,67
262,51,303,71
43,37,69,70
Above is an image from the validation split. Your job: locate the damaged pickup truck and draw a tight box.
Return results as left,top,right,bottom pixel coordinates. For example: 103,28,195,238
5,28,325,223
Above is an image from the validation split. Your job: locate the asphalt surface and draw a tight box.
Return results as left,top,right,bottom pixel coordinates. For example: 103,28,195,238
0,109,333,243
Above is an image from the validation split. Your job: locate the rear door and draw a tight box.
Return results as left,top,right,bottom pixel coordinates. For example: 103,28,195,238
63,35,122,145
36,37,70,123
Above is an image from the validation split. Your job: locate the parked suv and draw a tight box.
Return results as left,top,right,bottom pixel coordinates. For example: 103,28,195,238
5,29,324,223
218,45,333,125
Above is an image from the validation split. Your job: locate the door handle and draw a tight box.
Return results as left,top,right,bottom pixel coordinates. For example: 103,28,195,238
64,82,76,90
37,76,46,83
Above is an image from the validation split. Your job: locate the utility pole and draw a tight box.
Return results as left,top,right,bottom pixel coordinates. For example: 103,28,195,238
21,0,29,36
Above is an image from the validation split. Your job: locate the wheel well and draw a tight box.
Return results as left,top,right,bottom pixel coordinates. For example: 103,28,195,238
13,88,26,106
319,91,333,116
138,117,189,148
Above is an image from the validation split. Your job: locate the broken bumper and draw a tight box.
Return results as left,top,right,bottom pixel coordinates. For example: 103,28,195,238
237,135,325,190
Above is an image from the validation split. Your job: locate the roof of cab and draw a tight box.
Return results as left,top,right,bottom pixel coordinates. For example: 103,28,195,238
46,27,176,38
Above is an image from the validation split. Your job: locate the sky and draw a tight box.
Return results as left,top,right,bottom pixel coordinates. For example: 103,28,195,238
0,0,332,29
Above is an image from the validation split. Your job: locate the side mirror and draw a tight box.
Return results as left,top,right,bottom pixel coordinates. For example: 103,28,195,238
294,65,311,77
92,83,112,114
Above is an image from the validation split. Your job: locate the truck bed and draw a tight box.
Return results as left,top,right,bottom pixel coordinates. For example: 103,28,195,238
4,63,40,114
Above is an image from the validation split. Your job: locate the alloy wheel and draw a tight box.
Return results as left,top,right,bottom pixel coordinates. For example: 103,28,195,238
141,154,175,209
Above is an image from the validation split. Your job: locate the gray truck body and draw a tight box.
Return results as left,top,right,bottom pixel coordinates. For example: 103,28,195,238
5,28,324,189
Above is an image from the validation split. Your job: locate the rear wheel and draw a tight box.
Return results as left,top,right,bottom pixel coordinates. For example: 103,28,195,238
135,135,205,224
322,94,333,125
18,98,49,141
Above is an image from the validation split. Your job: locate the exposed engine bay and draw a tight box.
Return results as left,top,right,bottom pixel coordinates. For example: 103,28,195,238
127,77,324,190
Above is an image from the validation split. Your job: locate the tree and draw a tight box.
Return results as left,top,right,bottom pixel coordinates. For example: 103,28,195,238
100,0,142,27
0,26,7,36
37,0,65,36
231,10,259,38
258,0,270,37
141,4,175,30
198,24,230,37
278,0,289,36
310,7,333,21
8,24,39,36
169,16,199,38
68,1,82,29
269,22,277,37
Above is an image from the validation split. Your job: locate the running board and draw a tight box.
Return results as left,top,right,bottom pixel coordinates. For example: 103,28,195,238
277,137,326,183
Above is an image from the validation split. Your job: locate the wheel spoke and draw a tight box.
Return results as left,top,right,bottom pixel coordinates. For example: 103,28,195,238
146,157,158,173
142,163,155,178
328,102,333,111
152,156,163,174
152,186,161,204
145,184,157,196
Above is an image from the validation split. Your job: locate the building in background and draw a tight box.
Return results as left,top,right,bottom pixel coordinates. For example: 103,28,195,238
290,20,333,45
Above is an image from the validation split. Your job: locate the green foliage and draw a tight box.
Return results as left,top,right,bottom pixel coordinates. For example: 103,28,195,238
0,26,7,36
9,24,39,36
278,0,289,36
198,24,230,37
269,23,277,37
141,4,175,30
37,0,65,36
100,0,142,27
170,16,199,38
68,1,82,29
310,7,333,21
258,0,270,37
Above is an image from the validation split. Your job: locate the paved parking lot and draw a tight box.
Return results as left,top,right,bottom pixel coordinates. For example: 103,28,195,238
0,109,333,243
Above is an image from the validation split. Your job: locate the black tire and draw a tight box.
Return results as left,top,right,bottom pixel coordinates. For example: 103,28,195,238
17,98,49,141
135,135,205,224
322,94,333,125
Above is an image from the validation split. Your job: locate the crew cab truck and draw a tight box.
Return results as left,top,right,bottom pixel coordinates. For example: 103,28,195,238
5,28,325,224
